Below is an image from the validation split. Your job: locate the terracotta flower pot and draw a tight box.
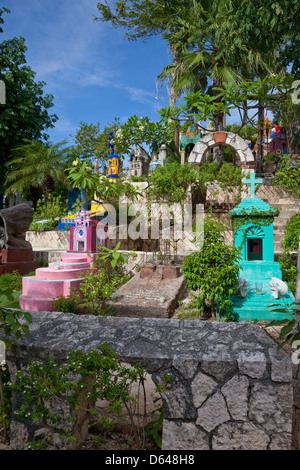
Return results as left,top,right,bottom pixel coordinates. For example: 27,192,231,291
214,132,227,144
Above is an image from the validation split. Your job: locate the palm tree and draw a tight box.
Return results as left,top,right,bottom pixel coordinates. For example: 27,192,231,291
158,0,279,131
5,140,75,202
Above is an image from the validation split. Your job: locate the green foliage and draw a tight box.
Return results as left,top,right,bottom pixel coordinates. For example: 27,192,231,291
30,195,67,231
278,251,298,294
115,115,174,160
273,156,300,199
0,307,32,351
264,152,278,162
282,214,300,252
225,123,257,145
130,175,147,182
0,271,22,292
66,159,141,210
10,342,153,449
147,162,201,205
52,295,77,314
267,302,300,353
182,215,241,318
55,243,130,316
0,268,32,444
204,162,243,204
74,119,122,169
0,362,11,444
6,140,73,201
158,74,296,135
275,94,300,154
277,213,300,294
0,30,57,195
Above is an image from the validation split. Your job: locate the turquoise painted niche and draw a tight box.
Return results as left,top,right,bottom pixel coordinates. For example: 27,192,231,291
217,173,295,322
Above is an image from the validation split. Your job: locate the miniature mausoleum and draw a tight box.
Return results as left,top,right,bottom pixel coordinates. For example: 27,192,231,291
218,172,295,322
69,209,107,253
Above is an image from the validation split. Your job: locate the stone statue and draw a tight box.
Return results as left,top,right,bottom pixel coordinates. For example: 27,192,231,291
238,278,248,298
269,277,288,299
0,203,34,250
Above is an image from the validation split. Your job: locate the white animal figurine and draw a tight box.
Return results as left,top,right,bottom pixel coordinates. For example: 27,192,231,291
269,277,288,299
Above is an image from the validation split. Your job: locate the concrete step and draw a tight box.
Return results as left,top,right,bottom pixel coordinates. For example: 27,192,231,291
35,266,89,281
19,294,57,312
22,276,83,299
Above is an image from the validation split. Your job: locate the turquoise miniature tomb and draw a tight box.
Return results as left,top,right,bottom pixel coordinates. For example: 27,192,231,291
218,172,295,321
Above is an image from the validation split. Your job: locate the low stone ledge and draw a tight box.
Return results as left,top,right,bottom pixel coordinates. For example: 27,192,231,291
1,311,295,450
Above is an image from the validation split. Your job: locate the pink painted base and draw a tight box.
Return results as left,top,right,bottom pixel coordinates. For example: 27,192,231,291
19,252,95,312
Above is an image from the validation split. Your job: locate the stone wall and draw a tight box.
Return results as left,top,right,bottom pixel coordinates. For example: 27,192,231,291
3,312,296,450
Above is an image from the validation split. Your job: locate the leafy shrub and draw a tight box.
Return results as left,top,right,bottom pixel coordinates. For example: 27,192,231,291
0,271,22,292
147,163,202,204
0,287,32,444
278,251,297,294
182,215,241,318
273,156,300,199
77,248,130,315
277,213,300,295
264,152,278,162
55,243,131,316
11,342,154,450
131,175,147,182
282,213,300,252
52,295,78,313
30,195,67,231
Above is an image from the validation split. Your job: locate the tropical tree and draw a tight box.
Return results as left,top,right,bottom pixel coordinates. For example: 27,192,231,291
74,118,122,170
158,0,282,132
114,114,174,160
0,8,57,207
5,140,75,202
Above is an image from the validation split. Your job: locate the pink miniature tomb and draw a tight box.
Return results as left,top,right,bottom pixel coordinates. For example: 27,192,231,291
19,209,108,312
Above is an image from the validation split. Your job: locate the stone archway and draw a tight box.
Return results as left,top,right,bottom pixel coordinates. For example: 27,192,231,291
188,131,255,171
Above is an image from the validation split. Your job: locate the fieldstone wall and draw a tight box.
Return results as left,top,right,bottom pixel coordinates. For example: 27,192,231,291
3,312,295,450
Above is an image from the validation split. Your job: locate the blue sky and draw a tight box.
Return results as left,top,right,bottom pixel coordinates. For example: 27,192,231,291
2,0,257,167
2,0,171,147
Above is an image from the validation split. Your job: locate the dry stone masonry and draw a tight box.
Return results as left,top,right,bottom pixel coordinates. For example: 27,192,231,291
188,131,255,170
4,312,296,450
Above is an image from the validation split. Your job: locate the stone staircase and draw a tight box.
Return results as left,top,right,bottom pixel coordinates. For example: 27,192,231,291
256,186,300,255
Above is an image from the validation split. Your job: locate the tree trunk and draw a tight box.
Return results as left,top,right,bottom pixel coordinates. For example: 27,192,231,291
212,78,226,167
42,175,55,202
242,100,249,126
256,101,264,175
169,47,181,152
